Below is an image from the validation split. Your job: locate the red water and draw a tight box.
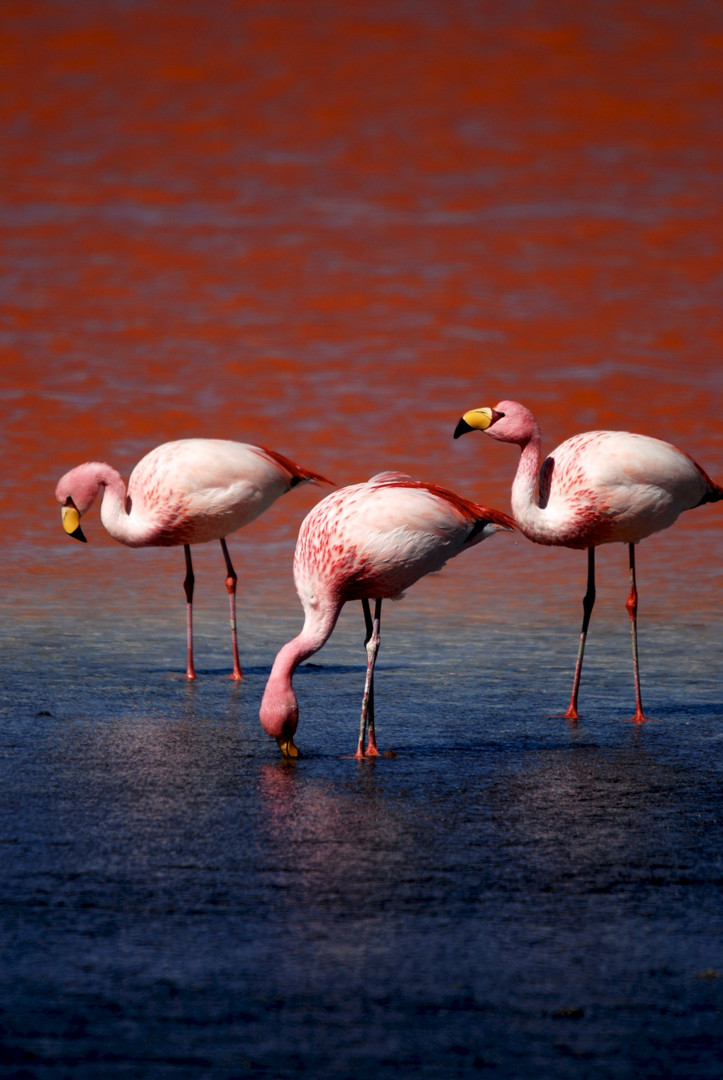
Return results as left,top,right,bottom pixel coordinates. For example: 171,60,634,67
2,0,722,625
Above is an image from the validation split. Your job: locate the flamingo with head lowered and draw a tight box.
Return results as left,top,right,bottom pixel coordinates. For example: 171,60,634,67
55,439,331,679
259,471,516,758
454,400,723,722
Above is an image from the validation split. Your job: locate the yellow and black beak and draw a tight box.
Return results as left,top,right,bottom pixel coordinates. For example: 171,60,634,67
453,407,504,439
276,735,300,759
61,502,87,543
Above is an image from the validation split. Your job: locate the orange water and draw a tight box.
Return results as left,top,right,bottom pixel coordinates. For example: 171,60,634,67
2,0,721,630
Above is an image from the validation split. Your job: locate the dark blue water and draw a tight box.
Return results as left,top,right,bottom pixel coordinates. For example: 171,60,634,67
1,605,722,1079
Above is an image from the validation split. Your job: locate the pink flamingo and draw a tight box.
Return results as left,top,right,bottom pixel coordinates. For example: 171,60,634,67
55,439,331,679
454,400,723,722
259,471,516,758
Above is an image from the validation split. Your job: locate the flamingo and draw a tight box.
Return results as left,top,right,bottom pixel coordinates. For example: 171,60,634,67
454,400,723,722
55,439,331,679
259,471,516,758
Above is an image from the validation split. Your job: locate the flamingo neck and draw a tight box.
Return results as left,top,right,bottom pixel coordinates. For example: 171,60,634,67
95,467,137,544
96,465,162,547
509,432,551,541
259,597,341,741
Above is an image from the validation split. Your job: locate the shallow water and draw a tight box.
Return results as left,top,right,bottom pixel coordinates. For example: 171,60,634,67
2,605,722,1078
2,0,723,1076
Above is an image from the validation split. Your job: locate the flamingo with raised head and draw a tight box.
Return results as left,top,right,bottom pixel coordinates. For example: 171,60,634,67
55,439,331,679
454,400,723,721
259,471,516,758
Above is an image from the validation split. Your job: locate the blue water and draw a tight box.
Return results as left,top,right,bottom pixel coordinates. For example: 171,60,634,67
1,603,722,1079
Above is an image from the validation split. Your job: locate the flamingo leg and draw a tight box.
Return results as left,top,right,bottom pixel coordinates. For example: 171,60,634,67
357,598,382,758
183,544,196,680
564,547,596,720
626,543,647,723
220,538,243,680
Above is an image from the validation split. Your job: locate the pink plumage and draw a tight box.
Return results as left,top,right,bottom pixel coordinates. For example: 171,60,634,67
259,471,516,758
55,439,331,679
454,399,723,721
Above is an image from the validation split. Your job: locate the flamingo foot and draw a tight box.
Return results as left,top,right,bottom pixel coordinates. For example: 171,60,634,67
563,704,579,722
365,731,380,756
628,707,648,724
353,742,380,759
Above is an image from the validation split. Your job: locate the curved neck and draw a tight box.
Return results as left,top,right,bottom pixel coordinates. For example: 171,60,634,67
260,596,342,740
94,465,159,546
95,467,135,543
509,432,551,541
276,599,342,681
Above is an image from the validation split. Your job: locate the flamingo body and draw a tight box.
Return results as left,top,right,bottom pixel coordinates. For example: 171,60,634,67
454,400,722,720
259,472,516,758
524,427,715,549
57,440,326,547
55,439,330,678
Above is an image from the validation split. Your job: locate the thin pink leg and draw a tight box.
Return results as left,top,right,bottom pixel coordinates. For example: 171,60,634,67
626,543,647,723
356,598,381,757
365,598,381,756
564,548,596,720
183,544,196,680
220,538,243,681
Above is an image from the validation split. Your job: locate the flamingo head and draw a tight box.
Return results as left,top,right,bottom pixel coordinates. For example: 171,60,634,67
55,464,106,543
259,683,300,759
454,401,539,447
